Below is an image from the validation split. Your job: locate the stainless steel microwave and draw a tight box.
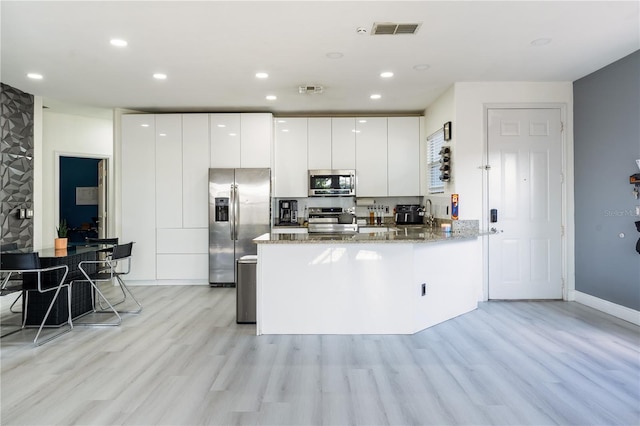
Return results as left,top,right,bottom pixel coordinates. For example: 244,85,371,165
308,169,356,197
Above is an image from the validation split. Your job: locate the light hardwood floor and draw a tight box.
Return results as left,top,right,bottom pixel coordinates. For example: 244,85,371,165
1,285,639,426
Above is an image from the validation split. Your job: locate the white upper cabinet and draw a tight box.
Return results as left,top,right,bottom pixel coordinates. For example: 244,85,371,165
240,113,273,168
210,114,241,168
388,117,420,196
155,114,183,229
355,117,388,197
274,118,308,197
121,114,156,280
331,118,356,170
210,113,272,168
307,117,332,170
182,114,210,228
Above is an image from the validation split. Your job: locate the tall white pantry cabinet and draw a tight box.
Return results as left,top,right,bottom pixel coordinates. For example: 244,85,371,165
121,113,273,282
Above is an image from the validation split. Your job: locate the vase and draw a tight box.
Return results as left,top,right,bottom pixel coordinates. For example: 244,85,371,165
54,237,68,249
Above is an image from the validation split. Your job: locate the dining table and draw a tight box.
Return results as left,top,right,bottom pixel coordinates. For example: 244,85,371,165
5,243,113,326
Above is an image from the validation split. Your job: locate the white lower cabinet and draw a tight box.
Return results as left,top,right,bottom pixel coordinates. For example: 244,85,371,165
156,254,209,280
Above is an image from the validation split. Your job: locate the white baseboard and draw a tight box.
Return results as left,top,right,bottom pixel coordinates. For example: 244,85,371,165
574,291,640,326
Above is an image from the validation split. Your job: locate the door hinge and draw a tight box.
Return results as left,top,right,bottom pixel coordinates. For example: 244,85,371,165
561,277,565,291
561,225,565,237
560,121,564,132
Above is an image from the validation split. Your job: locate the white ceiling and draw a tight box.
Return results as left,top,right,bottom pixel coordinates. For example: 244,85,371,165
1,1,638,118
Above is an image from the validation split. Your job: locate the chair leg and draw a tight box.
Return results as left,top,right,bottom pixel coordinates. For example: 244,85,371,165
93,276,142,314
9,292,22,313
72,280,122,327
0,292,25,338
33,285,73,346
114,276,143,314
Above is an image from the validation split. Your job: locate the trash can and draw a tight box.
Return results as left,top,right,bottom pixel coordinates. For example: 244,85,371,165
236,255,257,324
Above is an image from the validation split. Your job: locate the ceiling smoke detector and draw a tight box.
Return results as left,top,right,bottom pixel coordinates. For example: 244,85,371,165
299,85,324,94
371,22,421,35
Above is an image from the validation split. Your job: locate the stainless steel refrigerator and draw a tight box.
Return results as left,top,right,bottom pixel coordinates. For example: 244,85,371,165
208,168,271,286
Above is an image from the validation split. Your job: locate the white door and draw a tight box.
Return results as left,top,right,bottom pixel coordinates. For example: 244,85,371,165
487,108,563,299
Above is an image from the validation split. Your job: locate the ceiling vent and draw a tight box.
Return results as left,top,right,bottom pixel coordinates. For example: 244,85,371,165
299,85,324,94
371,22,421,35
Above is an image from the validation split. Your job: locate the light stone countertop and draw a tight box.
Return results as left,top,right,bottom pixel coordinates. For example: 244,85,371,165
255,226,482,244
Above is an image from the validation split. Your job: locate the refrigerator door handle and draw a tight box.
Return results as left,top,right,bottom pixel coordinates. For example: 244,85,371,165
230,184,236,240
234,183,240,240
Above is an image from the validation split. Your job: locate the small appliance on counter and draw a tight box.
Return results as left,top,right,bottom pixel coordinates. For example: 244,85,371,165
307,207,357,234
277,200,298,225
395,204,424,225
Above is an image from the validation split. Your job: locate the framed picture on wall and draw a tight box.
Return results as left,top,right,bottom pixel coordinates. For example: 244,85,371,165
76,187,98,205
444,121,452,141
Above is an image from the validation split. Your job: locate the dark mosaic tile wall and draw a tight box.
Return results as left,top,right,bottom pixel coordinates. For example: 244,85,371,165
1,83,34,249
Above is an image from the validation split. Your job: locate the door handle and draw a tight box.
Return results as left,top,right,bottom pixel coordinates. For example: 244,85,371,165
234,184,240,241
230,184,236,240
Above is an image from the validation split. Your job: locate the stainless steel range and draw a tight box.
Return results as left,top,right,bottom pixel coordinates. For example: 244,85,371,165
307,207,358,234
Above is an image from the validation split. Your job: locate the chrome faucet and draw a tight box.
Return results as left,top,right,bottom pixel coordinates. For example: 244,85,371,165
424,199,435,228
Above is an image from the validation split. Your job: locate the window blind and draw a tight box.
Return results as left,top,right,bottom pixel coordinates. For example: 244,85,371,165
427,129,445,193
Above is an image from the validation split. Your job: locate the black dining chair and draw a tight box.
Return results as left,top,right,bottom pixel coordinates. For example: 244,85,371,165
0,242,22,313
0,252,72,345
74,242,141,326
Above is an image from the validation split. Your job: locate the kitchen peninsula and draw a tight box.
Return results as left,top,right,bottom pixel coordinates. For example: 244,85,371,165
254,224,482,335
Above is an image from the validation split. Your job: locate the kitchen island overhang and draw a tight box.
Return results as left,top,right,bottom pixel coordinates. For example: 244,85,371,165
254,227,483,335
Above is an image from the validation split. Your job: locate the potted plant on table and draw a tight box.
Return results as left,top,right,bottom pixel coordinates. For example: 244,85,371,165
55,219,68,249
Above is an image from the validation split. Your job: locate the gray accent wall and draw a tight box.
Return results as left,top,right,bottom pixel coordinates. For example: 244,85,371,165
574,50,640,311
0,83,34,248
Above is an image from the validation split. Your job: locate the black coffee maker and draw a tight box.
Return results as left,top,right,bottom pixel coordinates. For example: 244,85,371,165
278,200,298,225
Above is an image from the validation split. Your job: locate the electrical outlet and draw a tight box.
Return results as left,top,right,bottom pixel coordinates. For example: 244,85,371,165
421,283,426,296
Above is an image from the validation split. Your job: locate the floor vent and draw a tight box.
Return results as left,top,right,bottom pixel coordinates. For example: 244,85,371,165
372,22,421,35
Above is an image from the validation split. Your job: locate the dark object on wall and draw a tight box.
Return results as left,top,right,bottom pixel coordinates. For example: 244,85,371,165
635,221,640,255
444,121,452,141
439,146,451,182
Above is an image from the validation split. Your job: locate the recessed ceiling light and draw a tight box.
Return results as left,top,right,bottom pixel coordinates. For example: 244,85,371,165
358,119,367,123
277,120,286,123
153,73,167,80
326,52,344,59
159,133,166,137
352,129,361,133
282,129,289,133
141,124,149,128
110,39,128,47
531,38,552,46
266,95,277,101
229,133,237,136
380,71,394,78
255,72,269,79
413,64,430,71
217,124,226,128
370,94,382,100
27,73,43,80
